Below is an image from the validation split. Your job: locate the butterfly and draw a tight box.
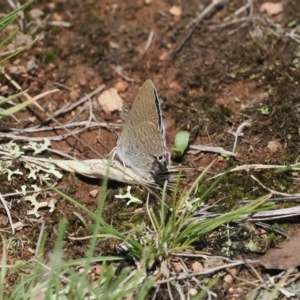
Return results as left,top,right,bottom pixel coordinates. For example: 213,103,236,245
116,80,168,181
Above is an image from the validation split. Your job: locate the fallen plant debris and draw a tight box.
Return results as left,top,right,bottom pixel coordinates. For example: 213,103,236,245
260,228,300,271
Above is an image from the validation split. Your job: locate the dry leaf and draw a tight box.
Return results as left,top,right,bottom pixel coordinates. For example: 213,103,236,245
260,229,300,270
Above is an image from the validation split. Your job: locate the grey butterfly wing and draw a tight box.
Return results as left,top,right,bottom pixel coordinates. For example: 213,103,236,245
123,80,165,139
117,121,167,177
116,80,168,180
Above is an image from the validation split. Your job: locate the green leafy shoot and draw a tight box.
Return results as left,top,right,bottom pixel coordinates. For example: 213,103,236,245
257,106,269,115
172,130,190,157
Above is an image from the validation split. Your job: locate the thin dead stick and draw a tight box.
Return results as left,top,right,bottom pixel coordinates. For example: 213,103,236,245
173,281,185,300
48,21,71,28
44,84,105,122
0,128,86,141
156,259,259,284
255,222,291,238
30,89,60,103
166,266,174,300
30,14,51,34
228,120,251,154
266,18,284,34
286,25,300,44
6,0,17,10
0,193,14,234
241,195,300,203
226,265,263,287
3,71,57,112
193,204,300,222
186,0,225,28
208,1,254,33
1,187,52,198
211,163,300,179
142,30,154,57
171,0,225,58
209,16,248,30
6,67,115,159
0,120,118,135
53,82,73,91
251,175,300,197
228,0,253,35
0,88,97,144
251,206,300,221
44,95,109,159
188,145,235,156
0,47,24,57
48,148,82,160
222,0,251,23
34,220,45,258
173,253,234,261
110,65,135,82
231,0,251,18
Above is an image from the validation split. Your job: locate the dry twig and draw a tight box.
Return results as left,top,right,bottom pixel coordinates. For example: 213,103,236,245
171,0,225,59
0,193,14,234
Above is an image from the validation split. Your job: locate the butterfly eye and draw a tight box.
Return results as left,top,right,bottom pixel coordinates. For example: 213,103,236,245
157,155,164,162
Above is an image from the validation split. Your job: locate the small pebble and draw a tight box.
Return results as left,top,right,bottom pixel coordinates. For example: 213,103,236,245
98,88,123,114
69,90,79,101
89,189,99,198
169,5,182,20
114,80,129,92
189,288,198,296
159,52,169,61
224,274,233,284
191,261,203,272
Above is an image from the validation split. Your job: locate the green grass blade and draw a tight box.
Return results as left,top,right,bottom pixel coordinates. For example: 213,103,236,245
0,1,33,28
0,95,40,120
0,28,18,50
